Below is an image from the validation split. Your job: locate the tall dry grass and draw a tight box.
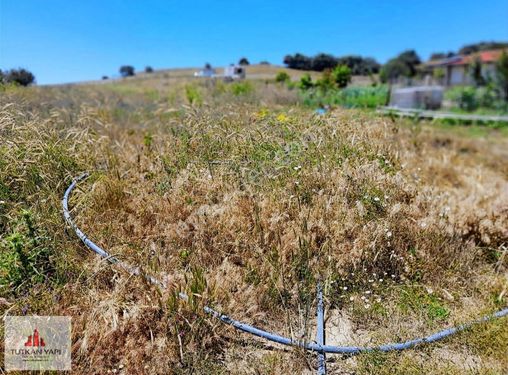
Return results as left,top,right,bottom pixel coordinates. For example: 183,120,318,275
0,80,506,374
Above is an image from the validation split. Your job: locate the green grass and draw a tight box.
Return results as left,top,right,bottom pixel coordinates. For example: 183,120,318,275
300,85,389,109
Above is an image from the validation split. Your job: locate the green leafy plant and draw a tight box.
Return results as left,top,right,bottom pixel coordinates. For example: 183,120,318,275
332,65,352,88
275,71,290,83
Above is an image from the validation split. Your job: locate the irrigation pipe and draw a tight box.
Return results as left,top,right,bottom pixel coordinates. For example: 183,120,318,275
63,173,508,358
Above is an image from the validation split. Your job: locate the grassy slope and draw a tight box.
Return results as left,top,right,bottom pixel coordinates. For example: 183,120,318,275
0,76,507,374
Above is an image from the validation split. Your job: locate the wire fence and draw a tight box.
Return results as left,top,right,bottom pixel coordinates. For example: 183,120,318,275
63,173,508,374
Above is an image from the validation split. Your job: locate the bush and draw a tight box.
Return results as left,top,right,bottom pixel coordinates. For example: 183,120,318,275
185,85,202,105
119,65,135,77
3,68,35,86
332,65,352,88
445,86,478,111
145,66,154,73
316,69,335,91
230,81,253,96
275,71,290,83
238,57,250,66
298,73,314,90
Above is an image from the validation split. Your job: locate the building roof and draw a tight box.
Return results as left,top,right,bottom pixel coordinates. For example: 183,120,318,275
426,49,506,67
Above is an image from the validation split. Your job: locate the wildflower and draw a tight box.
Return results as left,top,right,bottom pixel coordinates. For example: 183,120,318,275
364,304,371,309
349,296,355,301
386,231,392,238
373,197,380,202
342,286,348,291
276,113,288,123
293,165,302,171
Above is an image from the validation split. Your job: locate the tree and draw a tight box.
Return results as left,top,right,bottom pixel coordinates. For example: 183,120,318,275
459,41,508,55
259,61,270,65
496,51,508,101
283,53,312,70
145,66,154,73
4,68,35,86
119,65,135,77
311,53,337,72
397,50,421,77
332,65,352,88
470,58,485,86
238,57,250,65
379,59,410,83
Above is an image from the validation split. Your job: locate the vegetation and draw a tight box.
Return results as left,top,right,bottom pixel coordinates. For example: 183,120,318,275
145,66,154,73
275,71,290,83
332,65,352,88
380,50,421,83
496,51,508,101
119,65,135,77
445,85,508,113
458,41,508,55
284,52,380,74
301,85,389,108
0,68,36,86
0,72,506,374
238,57,250,65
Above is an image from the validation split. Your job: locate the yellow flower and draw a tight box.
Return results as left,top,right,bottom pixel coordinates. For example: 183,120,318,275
255,108,269,120
276,113,288,123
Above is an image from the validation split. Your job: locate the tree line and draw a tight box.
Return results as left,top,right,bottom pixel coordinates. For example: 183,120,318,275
283,53,380,75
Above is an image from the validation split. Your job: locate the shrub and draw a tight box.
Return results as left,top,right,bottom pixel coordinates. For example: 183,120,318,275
332,65,352,88
316,69,335,91
119,65,135,77
299,73,314,90
445,86,478,111
259,61,270,65
185,85,202,105
275,71,290,83
102,76,109,80
238,57,250,66
3,68,36,86
230,81,253,96
145,66,154,73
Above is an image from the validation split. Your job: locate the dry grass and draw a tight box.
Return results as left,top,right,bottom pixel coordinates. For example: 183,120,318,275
0,77,507,374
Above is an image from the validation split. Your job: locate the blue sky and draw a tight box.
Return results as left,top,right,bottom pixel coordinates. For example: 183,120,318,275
1,0,507,84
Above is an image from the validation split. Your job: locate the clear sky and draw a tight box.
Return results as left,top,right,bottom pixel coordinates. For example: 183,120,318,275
1,0,507,84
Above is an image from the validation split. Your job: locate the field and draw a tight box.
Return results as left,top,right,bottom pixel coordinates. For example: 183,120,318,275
0,70,507,374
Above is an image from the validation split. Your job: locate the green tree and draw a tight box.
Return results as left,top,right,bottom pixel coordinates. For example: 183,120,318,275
4,68,35,86
496,51,508,101
119,65,135,77
332,65,352,88
380,59,410,83
238,57,250,65
470,58,485,86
